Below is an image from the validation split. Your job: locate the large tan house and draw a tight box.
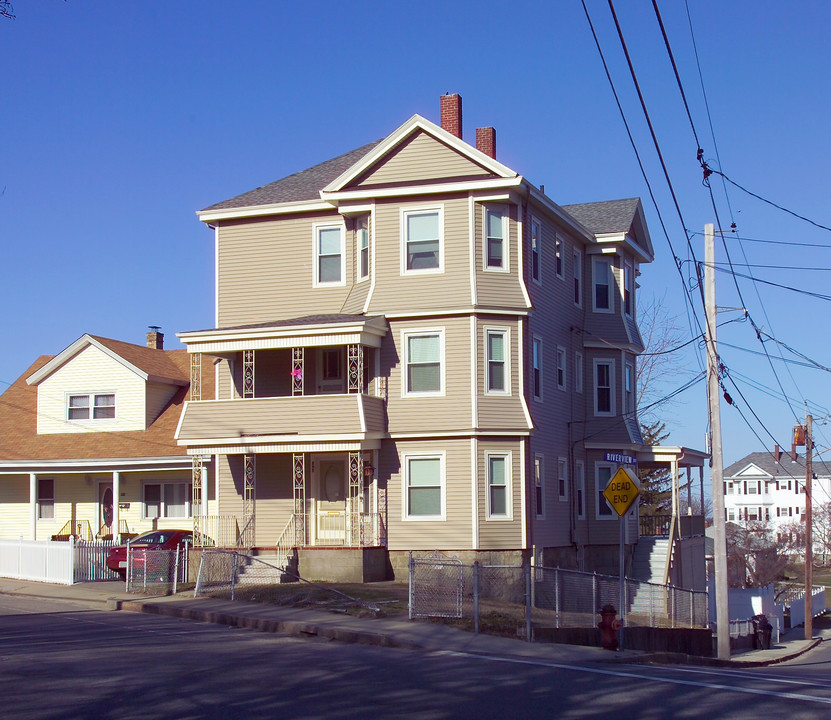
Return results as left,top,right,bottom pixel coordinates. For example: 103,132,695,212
175,95,702,581
0,330,215,542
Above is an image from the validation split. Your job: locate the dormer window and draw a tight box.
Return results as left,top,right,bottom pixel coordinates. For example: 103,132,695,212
485,206,507,271
67,393,116,421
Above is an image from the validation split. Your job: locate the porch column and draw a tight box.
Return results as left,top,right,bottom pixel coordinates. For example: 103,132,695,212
243,454,256,546
686,467,692,512
29,472,37,541
349,452,362,545
192,455,204,539
202,462,210,533
293,453,306,544
190,352,202,401
113,471,120,540
699,466,705,518
347,344,364,393
243,350,255,398
291,348,305,396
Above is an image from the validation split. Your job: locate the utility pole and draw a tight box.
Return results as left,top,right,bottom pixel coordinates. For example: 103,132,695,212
705,223,730,660
805,415,813,640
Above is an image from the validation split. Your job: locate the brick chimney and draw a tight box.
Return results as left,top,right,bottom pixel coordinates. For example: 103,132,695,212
476,126,496,159
774,444,781,462
146,326,164,350
440,93,462,139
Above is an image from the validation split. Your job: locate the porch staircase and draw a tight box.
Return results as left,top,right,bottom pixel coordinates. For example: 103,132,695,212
234,551,298,585
628,536,672,619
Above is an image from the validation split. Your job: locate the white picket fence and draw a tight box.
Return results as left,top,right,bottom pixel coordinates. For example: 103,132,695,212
0,538,75,585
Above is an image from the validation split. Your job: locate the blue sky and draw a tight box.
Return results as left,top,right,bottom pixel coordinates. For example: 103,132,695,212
2,1,830,467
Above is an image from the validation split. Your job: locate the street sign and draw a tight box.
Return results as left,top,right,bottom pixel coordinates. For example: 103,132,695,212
603,451,638,466
603,467,640,517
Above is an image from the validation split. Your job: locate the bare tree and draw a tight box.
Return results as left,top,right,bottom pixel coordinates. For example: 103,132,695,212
1,1,14,20
726,520,803,597
813,502,831,566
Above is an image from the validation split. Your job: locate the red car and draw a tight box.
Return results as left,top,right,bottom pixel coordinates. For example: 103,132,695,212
106,529,193,579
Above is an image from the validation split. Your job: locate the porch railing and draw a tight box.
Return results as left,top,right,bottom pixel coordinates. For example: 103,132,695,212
275,512,385,555
194,515,254,549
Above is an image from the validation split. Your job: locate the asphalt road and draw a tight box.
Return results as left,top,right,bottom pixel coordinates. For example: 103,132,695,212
1,594,830,720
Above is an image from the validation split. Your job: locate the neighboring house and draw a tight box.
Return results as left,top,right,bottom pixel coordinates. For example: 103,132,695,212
0,330,215,542
723,449,831,536
175,94,705,580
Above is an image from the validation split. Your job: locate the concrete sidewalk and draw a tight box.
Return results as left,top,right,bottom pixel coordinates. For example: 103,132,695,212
0,577,825,667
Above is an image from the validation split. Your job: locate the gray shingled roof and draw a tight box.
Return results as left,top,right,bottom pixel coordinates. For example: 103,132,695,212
561,198,641,235
202,141,383,211
722,451,831,478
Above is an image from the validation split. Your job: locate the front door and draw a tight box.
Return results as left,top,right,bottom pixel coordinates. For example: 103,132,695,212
314,457,346,544
317,349,345,394
99,483,114,538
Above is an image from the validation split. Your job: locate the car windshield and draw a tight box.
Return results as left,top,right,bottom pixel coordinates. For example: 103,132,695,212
128,531,190,545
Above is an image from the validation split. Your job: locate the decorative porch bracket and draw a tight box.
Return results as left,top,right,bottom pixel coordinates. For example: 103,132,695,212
190,353,202,401
243,349,255,398
292,348,305,396
293,453,306,545
347,344,364,394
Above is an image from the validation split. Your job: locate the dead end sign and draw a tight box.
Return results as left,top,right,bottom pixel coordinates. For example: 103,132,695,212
603,467,640,517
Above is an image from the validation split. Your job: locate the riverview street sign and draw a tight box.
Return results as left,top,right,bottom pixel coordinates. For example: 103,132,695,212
603,467,640,517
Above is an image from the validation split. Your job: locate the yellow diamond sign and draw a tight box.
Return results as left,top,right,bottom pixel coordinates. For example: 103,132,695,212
603,467,640,517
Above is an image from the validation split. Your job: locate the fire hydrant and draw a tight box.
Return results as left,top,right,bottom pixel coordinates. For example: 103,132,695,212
598,604,621,651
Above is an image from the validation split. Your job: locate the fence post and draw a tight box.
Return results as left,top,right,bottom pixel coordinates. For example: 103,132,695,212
525,560,532,643
69,535,76,585
173,545,180,595
473,560,480,635
408,552,414,620
555,568,560,629
231,552,238,601
592,572,598,617
194,551,206,597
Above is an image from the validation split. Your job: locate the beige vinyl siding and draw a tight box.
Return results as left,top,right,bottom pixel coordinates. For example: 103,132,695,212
146,382,179,427
249,454,294,546
477,317,529,431
477,440,523,549
367,196,471,314
342,214,372,314
216,358,233,400
0,474,30,539
383,439,473,551
217,212,351,328
350,131,493,188
382,317,472,435
37,345,147,434
178,395,385,442
218,454,244,518
475,203,528,309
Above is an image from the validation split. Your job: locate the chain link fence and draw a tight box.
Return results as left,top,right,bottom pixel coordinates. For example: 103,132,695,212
125,546,188,595
409,553,708,640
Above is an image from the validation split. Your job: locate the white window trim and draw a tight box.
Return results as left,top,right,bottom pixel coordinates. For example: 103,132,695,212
356,216,370,283
575,352,583,394
573,249,582,307
313,221,346,288
592,257,614,313
593,358,615,417
596,462,616,520
532,335,543,402
486,452,513,520
484,326,511,396
556,346,567,392
531,217,542,286
576,461,586,520
483,205,509,273
558,456,568,502
142,481,193,521
625,363,634,416
402,451,446,521
534,454,545,519
401,327,446,398
400,206,444,276
66,392,117,423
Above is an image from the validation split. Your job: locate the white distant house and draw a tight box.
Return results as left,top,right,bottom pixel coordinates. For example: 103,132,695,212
723,449,831,535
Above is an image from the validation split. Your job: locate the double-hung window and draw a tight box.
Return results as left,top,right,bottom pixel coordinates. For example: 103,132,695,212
558,457,568,501
575,461,586,519
624,259,634,316
37,478,54,520
403,208,442,273
485,207,507,270
404,454,444,519
532,336,543,400
573,250,582,306
144,482,193,520
556,346,566,391
487,453,511,518
357,216,369,281
593,258,612,312
596,463,614,518
67,393,115,421
531,218,541,284
314,224,345,286
403,330,443,396
594,360,614,416
486,328,509,394
625,364,634,415
554,233,563,278
534,455,544,518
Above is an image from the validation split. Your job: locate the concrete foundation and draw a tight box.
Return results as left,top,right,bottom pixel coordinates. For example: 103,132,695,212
297,547,388,583
387,549,527,582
